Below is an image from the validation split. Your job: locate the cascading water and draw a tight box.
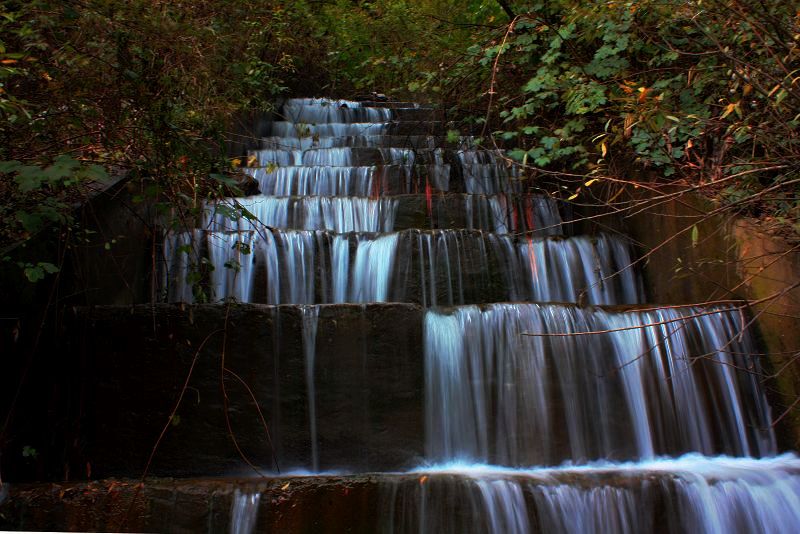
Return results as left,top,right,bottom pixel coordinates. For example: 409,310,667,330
203,196,398,233
458,149,523,194
423,303,775,466
383,455,800,534
269,121,389,138
229,489,260,534
302,305,321,471
163,229,639,305
157,97,800,533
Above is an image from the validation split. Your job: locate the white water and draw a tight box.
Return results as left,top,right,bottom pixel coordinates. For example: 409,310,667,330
229,489,260,534
244,163,457,197
269,121,389,138
458,149,523,194
259,134,440,150
244,165,378,196
282,103,393,123
424,303,776,467
463,194,563,235
302,305,321,471
203,197,398,233
489,232,642,305
252,147,355,166
164,230,640,305
386,454,800,534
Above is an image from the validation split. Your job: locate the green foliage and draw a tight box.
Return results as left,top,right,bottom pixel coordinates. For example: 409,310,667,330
315,0,505,93
0,156,109,246
416,0,800,233
0,0,325,278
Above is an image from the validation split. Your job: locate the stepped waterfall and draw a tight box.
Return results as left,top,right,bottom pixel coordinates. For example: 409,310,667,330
159,98,800,534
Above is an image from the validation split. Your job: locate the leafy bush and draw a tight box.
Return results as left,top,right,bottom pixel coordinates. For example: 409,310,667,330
425,1,800,231
0,0,321,265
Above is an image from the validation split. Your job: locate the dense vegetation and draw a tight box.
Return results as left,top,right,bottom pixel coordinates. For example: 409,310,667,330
1,0,798,281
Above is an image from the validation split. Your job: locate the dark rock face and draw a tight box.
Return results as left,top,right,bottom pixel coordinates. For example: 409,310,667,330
71,303,425,478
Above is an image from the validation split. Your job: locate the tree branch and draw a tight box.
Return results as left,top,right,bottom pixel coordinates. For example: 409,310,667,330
496,0,516,20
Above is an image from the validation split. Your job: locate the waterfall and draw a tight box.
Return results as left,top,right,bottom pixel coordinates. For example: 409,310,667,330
229,489,260,534
156,96,800,531
383,454,800,534
282,103,393,123
488,232,642,305
302,305,321,471
424,304,775,466
244,166,377,197
207,231,257,303
269,121,389,138
350,233,399,302
259,134,439,150
203,197,398,233
253,147,355,166
458,150,523,194
163,230,641,305
462,195,563,235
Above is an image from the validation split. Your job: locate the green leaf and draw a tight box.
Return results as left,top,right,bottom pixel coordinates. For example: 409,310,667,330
82,164,110,182
540,136,559,150
691,225,699,247
0,160,21,173
24,266,44,282
14,166,43,192
16,211,42,232
39,262,59,274
508,148,527,162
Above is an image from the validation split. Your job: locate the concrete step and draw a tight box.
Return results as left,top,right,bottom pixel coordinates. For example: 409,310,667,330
276,106,440,122
248,147,419,167
247,146,519,167
258,134,473,150
38,301,762,480
267,121,445,138
355,100,435,108
161,230,638,306
5,455,800,532
201,193,566,236
241,163,530,197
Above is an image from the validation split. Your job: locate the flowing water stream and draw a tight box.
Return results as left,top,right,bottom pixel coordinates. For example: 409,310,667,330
161,97,800,533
